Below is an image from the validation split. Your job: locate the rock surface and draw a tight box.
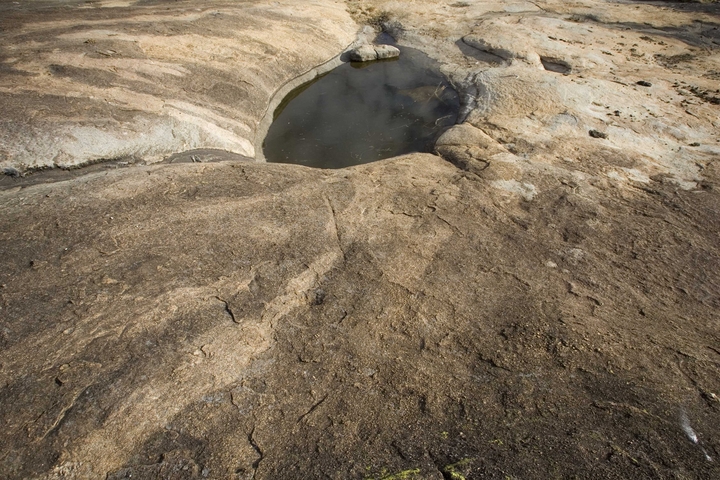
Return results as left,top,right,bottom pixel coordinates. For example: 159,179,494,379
0,0,356,172
347,43,400,62
348,44,380,61
2,0,720,479
375,44,401,59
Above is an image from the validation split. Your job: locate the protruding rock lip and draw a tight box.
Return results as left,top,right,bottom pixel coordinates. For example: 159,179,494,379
375,44,401,60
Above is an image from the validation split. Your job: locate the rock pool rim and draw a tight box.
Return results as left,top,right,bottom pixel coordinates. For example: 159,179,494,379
0,42,357,190
261,37,461,169
1,31,457,187
253,40,358,164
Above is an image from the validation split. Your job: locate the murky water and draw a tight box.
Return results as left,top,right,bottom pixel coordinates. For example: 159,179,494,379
263,40,460,169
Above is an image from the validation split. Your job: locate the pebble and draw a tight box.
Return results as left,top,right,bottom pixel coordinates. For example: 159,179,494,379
2,167,20,177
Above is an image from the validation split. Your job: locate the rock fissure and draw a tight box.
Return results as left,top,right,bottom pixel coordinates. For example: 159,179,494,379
324,195,346,261
248,426,264,478
296,394,329,424
216,296,239,324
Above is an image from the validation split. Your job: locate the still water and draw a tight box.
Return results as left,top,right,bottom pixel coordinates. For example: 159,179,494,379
263,42,460,169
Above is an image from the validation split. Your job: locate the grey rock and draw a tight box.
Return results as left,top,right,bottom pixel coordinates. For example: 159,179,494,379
347,44,400,62
2,167,20,177
348,45,378,62
375,44,400,59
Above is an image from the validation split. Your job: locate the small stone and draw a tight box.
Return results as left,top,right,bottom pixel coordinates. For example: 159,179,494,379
589,129,608,139
310,289,326,306
689,142,700,147
2,167,20,178
374,44,400,60
201,344,214,357
636,80,652,87
348,45,377,62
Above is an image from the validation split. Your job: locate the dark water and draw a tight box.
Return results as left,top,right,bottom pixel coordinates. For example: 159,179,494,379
263,43,460,169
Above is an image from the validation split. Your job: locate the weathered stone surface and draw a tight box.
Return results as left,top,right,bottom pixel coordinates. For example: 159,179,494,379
375,44,400,59
3,148,720,478
347,43,399,62
0,0,356,173
2,1,720,479
348,44,379,62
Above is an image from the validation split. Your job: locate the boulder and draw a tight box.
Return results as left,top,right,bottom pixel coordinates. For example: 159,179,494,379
348,44,378,62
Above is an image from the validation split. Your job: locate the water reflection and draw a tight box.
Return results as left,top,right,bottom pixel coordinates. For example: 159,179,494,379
263,44,459,169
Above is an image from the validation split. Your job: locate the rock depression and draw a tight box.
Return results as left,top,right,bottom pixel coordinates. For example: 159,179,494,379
1,0,719,479
0,0,356,172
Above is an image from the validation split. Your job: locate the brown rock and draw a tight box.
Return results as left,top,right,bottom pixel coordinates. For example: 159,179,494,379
1,1,720,479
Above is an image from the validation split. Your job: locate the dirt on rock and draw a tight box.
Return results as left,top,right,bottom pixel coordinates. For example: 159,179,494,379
1,1,720,479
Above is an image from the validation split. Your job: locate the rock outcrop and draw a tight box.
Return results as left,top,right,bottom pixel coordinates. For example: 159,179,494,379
1,1,720,479
0,0,356,172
